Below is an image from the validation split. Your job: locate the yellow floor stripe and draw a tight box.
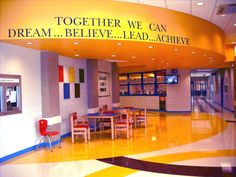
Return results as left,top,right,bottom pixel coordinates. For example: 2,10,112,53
86,165,137,177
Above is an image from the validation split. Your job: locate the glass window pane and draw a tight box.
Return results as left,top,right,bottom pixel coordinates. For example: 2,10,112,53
119,74,128,84
156,71,166,83
143,73,155,83
0,86,3,112
120,85,128,96
129,74,141,84
130,85,142,95
144,84,155,95
157,84,166,95
6,86,19,111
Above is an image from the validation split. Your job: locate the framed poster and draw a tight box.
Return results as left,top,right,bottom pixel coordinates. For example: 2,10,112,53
98,72,110,97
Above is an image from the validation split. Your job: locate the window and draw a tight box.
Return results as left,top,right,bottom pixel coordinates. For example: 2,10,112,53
129,73,141,84
120,85,128,96
119,70,173,96
119,74,128,85
143,72,155,95
0,74,22,116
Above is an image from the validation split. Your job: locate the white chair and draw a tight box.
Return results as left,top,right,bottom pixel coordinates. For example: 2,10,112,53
136,107,147,128
70,112,90,143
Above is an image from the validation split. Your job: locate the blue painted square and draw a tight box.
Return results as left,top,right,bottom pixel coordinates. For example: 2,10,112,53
63,83,70,99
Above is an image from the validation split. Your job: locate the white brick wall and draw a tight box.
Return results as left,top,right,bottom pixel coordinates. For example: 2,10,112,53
0,42,42,158
59,56,88,134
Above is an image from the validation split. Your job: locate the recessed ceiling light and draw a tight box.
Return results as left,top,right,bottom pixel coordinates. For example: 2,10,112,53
232,42,236,44
209,57,212,59
73,42,79,45
131,56,136,59
151,58,155,61
195,2,205,6
111,54,116,57
148,46,153,49
117,43,122,46
74,54,80,57
234,23,236,27
161,60,165,62
174,48,178,51
26,42,32,45
203,54,207,57
192,51,196,54
220,14,226,17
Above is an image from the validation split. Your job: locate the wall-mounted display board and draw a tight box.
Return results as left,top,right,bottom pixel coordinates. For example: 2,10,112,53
119,70,178,96
0,74,22,116
98,72,110,97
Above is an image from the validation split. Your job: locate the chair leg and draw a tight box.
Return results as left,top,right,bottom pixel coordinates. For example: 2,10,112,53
72,132,74,143
130,125,133,137
88,128,91,141
35,137,44,151
47,136,53,152
127,128,129,139
84,129,87,143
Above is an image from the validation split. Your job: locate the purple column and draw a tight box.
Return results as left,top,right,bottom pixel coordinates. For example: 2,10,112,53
87,59,99,113
112,63,120,107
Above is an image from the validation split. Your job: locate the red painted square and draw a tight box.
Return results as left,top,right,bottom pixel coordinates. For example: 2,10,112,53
59,65,64,82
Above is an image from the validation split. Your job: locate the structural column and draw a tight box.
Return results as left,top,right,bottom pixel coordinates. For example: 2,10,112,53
87,59,99,113
112,63,120,107
41,51,60,141
234,60,236,117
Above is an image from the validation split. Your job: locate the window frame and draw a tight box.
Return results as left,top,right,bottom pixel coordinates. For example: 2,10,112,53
0,74,22,116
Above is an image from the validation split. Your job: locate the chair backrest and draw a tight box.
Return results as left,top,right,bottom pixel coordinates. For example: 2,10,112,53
39,119,48,136
102,105,108,112
119,108,129,115
70,112,77,128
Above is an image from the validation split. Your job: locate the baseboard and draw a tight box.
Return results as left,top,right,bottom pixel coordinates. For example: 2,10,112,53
167,110,192,113
213,101,234,113
0,132,71,163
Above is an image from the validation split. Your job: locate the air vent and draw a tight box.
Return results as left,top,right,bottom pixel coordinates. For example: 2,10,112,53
217,4,236,15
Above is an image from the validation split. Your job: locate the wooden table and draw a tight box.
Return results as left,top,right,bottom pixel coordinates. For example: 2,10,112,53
82,113,120,140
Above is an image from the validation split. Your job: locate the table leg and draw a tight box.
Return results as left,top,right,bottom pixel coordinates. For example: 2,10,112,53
94,119,97,132
111,117,114,140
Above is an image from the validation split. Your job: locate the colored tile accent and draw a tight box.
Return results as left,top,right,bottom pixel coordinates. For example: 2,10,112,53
98,156,236,176
63,83,70,99
69,67,75,83
74,83,80,98
79,68,84,83
58,65,64,82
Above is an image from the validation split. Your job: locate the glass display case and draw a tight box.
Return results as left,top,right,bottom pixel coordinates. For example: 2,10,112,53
119,70,174,96
156,84,166,95
143,72,155,84
144,84,155,95
119,85,128,96
130,85,142,95
119,74,128,85
129,73,141,84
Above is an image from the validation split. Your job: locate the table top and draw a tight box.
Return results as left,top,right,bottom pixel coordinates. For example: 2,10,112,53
83,113,120,118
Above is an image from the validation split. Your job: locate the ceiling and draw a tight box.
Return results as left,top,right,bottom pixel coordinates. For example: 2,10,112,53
117,0,236,44
0,0,235,73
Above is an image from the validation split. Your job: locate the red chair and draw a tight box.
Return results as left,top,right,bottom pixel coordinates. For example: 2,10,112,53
114,110,133,139
136,107,147,128
35,119,61,152
70,112,90,143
